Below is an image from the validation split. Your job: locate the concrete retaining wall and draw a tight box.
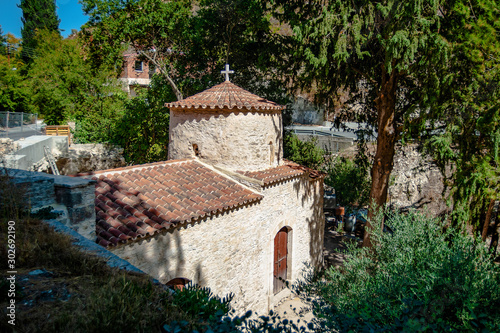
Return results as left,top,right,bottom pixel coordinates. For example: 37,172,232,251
2,136,68,171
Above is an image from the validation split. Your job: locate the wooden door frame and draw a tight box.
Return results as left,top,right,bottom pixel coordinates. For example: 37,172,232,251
272,226,293,295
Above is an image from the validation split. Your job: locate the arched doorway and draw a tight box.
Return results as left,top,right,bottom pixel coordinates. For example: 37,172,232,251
274,227,289,294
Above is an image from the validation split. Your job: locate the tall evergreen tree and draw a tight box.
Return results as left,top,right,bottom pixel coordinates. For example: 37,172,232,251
272,0,500,244
18,0,60,62
0,26,7,56
272,0,449,246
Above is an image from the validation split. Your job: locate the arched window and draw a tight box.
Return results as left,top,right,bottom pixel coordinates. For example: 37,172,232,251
166,277,191,291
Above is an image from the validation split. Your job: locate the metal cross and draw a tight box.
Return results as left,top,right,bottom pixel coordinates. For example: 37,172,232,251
221,64,234,81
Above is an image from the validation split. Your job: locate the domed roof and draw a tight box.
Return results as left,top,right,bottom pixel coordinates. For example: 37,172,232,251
166,81,285,111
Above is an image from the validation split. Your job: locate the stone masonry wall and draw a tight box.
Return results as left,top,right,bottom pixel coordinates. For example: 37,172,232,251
0,138,20,157
1,169,96,240
169,109,283,172
57,143,126,175
111,175,325,315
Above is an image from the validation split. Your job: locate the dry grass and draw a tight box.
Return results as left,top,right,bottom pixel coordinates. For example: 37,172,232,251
0,216,193,332
0,172,197,332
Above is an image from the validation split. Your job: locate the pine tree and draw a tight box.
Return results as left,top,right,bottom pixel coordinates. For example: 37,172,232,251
18,0,60,62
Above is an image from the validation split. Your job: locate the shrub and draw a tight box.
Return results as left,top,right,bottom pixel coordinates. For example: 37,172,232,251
284,133,325,169
307,210,500,332
324,156,370,208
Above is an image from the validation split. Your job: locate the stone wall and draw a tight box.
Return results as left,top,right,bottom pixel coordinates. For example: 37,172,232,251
2,169,96,240
111,175,325,315
0,138,20,157
296,134,353,153
291,97,324,125
57,143,126,175
389,144,451,217
169,109,283,172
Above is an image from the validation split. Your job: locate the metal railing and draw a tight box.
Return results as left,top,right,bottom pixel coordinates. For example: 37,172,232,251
0,112,39,137
289,127,352,139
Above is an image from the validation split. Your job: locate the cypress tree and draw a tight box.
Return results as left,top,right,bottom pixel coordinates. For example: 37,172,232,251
18,0,60,62
0,26,7,56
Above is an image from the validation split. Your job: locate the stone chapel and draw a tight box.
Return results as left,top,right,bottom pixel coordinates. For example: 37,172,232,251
79,69,325,313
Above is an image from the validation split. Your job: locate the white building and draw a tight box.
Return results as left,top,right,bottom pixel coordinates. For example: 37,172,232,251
80,74,325,314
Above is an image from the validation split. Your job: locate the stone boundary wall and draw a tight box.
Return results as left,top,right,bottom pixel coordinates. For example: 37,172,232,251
57,143,126,175
44,219,146,274
389,144,450,217
0,138,20,157
3,169,96,240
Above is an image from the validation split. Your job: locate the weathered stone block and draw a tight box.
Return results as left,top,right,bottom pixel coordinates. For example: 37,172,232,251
67,205,95,224
55,187,84,207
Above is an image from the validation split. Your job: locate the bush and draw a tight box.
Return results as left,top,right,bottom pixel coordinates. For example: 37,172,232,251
308,210,500,332
284,133,325,169
324,156,370,208
111,75,173,164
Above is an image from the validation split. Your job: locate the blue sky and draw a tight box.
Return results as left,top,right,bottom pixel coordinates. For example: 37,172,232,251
0,0,89,38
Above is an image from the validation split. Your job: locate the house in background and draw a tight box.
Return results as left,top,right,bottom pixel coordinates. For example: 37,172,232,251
119,47,157,96
78,70,325,314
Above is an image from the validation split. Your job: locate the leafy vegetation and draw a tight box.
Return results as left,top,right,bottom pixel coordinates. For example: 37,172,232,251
19,0,60,62
324,156,370,208
110,75,173,164
270,0,500,245
422,0,500,231
80,0,192,100
304,209,500,332
283,133,325,169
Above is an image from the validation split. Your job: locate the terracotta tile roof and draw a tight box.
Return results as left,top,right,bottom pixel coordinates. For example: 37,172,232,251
166,81,285,111
239,160,326,186
78,160,263,248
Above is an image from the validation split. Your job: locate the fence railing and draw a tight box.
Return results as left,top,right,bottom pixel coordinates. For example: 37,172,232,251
289,127,353,140
0,112,39,137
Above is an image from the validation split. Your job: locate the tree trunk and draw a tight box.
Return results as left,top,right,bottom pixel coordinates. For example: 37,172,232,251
481,199,495,242
363,69,398,248
489,204,500,256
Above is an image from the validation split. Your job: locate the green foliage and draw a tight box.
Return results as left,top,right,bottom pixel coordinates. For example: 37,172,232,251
0,26,6,56
422,0,500,229
307,210,500,331
177,0,286,100
0,55,30,113
271,0,452,217
283,132,325,169
81,0,192,99
19,0,60,62
172,285,233,322
109,75,172,164
26,30,125,125
325,156,370,207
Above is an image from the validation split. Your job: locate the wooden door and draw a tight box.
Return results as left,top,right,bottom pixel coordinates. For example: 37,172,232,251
273,227,288,294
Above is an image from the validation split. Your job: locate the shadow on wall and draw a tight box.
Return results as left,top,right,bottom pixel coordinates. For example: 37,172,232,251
293,175,325,269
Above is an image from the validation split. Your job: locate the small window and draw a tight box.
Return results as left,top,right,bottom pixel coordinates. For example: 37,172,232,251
134,61,143,72
192,144,200,157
